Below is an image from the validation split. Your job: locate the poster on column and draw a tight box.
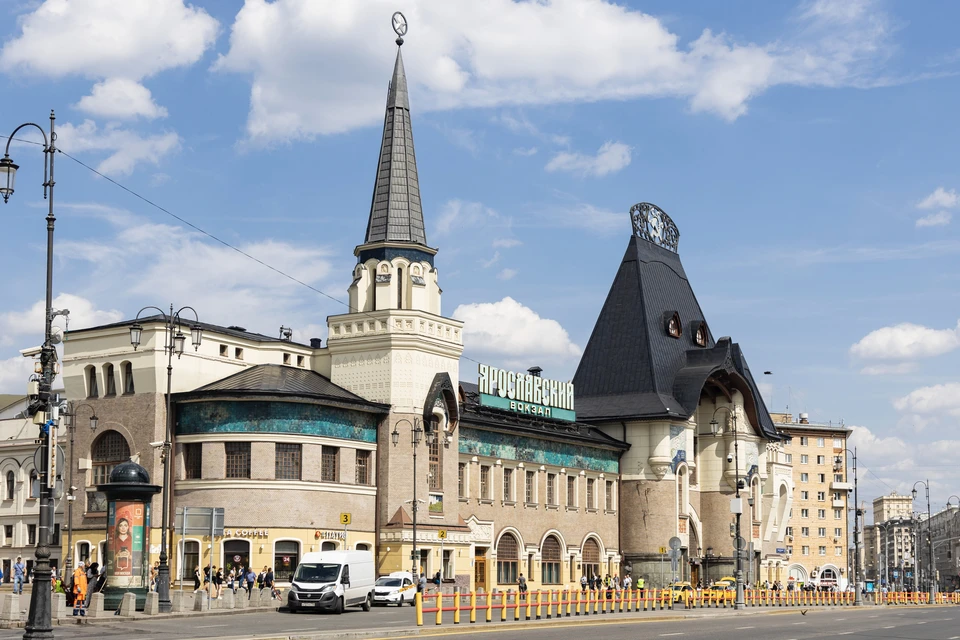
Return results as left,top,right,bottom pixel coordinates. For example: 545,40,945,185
107,501,148,588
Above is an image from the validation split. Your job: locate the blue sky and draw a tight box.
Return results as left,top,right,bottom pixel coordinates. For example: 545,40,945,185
0,0,958,510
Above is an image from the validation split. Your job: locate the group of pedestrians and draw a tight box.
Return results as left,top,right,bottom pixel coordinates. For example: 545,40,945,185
193,565,277,600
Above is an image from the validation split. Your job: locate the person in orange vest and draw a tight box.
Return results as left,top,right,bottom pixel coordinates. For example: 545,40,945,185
72,562,88,616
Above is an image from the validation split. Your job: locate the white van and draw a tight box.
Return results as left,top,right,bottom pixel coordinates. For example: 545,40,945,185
286,550,375,614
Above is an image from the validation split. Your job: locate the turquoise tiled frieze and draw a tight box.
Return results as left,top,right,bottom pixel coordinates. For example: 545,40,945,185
177,401,378,443
458,427,619,474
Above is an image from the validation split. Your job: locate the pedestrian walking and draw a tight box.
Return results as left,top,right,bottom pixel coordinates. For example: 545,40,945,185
193,566,202,592
13,557,25,595
580,574,588,593
246,567,257,599
214,567,223,598
623,573,632,591
227,568,236,594
518,573,528,595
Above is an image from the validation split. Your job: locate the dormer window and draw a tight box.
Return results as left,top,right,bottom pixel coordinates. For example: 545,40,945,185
691,321,708,347
665,311,682,339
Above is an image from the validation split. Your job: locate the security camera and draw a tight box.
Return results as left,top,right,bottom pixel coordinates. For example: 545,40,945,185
70,485,77,492
149,441,165,448
726,453,734,463
20,345,43,358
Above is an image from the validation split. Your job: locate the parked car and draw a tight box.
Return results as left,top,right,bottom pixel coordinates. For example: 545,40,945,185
670,581,694,603
286,550,375,614
372,571,416,607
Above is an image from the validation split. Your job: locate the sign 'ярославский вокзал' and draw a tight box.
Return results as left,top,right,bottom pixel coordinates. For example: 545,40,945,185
476,363,575,422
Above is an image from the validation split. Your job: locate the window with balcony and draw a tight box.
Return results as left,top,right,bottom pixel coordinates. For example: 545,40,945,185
833,438,843,448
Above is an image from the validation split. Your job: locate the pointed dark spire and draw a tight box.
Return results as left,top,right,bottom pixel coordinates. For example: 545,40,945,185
363,40,427,247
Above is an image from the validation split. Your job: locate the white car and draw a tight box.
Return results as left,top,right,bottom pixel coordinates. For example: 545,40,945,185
372,572,416,607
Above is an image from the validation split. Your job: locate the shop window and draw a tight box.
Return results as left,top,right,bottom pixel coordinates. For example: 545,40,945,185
321,446,339,483
496,533,519,585
224,539,250,573
104,364,116,396
356,450,370,485
225,442,251,479
541,535,562,584
275,443,301,480
5,471,13,500
582,538,601,580
122,361,135,394
89,430,130,512
181,540,199,580
275,541,300,582
183,443,202,480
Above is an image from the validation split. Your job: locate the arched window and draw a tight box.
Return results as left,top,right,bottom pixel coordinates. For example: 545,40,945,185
180,540,199,580
86,365,98,398
122,362,135,395
29,470,39,498
397,267,403,309
88,431,130,512
582,538,601,581
321,541,337,552
223,539,250,573
5,471,14,500
496,533,519,585
274,540,300,582
541,536,562,584
103,363,116,396
355,543,370,551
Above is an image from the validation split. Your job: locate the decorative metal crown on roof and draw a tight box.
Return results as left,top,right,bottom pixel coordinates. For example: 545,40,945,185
630,202,680,252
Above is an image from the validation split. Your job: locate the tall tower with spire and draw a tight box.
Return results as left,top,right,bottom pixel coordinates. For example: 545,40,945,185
326,17,464,555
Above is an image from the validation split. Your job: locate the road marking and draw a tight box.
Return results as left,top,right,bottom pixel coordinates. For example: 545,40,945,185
883,625,896,629
792,622,806,625
195,624,229,628
736,627,755,630
917,621,927,625
837,633,854,636
659,634,684,637
836,618,845,620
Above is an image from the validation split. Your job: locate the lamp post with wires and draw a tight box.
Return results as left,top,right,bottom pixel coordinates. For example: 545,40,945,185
912,480,934,600
59,402,99,573
391,418,436,581
709,406,745,611
129,305,202,613
1,110,65,640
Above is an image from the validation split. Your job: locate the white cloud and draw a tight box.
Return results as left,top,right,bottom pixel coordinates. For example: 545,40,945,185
453,297,581,368
215,0,896,143
0,294,123,345
437,124,481,155
0,0,219,119
480,252,500,269
545,141,632,178
497,268,517,281
57,120,180,176
512,147,538,157
74,79,168,120
492,238,522,249
916,211,952,228
893,383,960,417
0,0,218,78
0,356,35,394
545,203,624,235
859,362,918,376
434,199,503,237
847,424,960,499
52,204,340,339
917,187,959,210
849,320,960,360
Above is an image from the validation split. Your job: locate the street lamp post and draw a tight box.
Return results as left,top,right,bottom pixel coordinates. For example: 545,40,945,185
60,402,98,572
2,110,64,640
709,406,745,610
130,305,202,613
391,418,435,581
912,480,934,600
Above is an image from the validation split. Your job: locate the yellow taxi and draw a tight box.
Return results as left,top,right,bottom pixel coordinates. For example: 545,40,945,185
670,581,694,603
704,578,736,601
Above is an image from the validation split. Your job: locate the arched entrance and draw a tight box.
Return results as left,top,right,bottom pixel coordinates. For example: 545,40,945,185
819,566,838,589
541,536,562,584
787,564,808,589
582,538,601,580
496,533,519,586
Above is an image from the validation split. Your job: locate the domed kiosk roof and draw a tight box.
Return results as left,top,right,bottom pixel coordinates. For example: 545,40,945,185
98,459,161,499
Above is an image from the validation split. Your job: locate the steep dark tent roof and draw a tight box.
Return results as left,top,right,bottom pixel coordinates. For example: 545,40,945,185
573,205,777,439
181,364,387,413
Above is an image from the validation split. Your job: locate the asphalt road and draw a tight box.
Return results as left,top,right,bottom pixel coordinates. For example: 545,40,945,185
406,606,960,640
0,604,953,640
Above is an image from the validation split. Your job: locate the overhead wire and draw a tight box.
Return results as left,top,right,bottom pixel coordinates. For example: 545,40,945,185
3,133,486,366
